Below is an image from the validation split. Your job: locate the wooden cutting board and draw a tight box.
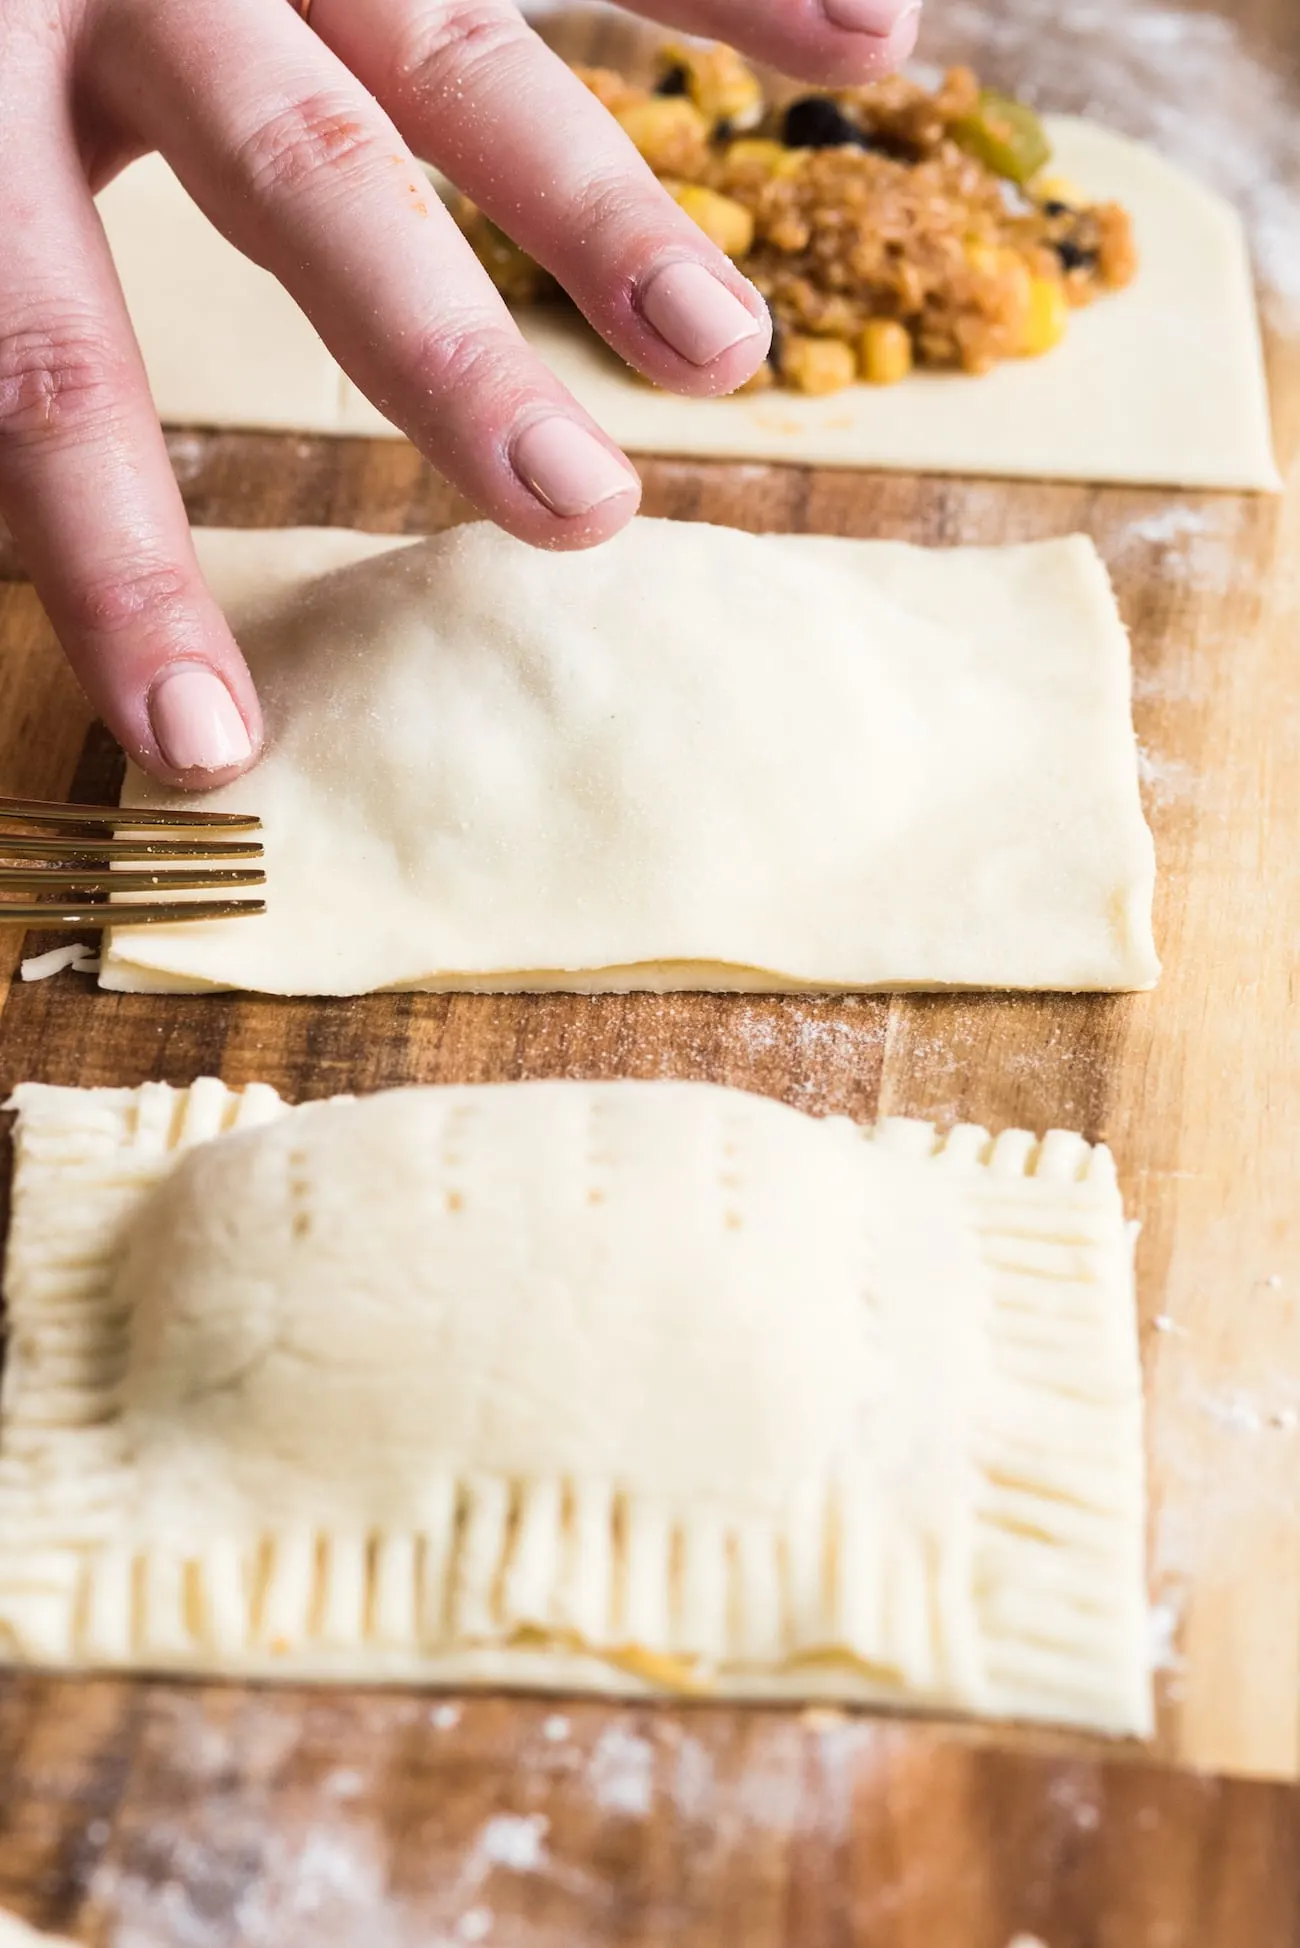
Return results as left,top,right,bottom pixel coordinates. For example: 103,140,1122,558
1,0,1299,1938
2,1682,1299,1948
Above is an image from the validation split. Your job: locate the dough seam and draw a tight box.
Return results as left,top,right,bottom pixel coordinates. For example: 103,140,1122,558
0,1081,1150,1736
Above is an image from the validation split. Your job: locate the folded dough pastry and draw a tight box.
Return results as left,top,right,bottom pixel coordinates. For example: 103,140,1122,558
101,519,1159,997
95,121,1278,490
0,1078,1151,1737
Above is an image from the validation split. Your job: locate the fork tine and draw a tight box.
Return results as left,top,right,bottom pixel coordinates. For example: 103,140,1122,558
4,900,267,928
0,794,266,927
0,836,264,862
0,795,261,831
0,868,267,893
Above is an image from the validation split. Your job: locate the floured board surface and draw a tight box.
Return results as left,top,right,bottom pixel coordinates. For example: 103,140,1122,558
0,0,1297,1935
1,1683,1299,1948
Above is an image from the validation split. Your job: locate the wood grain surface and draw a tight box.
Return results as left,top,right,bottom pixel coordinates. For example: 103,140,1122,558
4,1684,1300,1948
2,0,1300,1939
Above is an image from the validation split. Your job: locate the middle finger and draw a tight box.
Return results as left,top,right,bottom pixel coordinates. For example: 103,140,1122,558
307,0,773,390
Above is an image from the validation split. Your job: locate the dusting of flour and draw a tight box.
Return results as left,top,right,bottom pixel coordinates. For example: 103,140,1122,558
587,1725,656,1818
1114,503,1245,597
1136,747,1199,810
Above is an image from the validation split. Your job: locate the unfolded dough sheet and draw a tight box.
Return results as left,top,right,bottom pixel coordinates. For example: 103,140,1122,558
0,1078,1152,1737
101,518,1159,998
95,119,1279,490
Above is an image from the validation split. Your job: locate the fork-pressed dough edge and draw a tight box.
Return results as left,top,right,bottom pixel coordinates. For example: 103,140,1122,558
0,1080,1150,1737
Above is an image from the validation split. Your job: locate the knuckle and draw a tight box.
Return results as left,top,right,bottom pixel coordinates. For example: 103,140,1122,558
407,313,522,407
0,317,130,451
391,1,522,99
62,559,194,641
571,165,649,260
236,90,381,203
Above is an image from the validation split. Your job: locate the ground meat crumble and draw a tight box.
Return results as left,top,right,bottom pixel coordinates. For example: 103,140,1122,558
454,49,1138,395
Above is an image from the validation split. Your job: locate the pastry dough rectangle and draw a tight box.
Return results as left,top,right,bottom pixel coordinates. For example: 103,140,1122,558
95,119,1279,491
100,519,1159,998
0,1079,1152,1738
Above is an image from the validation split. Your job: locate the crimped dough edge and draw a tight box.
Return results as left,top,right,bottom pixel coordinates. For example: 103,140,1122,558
0,1079,1150,1737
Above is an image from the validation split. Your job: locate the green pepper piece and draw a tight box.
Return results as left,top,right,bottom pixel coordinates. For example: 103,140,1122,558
953,90,1052,186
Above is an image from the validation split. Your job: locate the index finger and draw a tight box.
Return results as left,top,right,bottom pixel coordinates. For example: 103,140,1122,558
0,101,261,786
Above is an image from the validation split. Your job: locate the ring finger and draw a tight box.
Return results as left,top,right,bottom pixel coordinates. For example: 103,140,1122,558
278,0,773,392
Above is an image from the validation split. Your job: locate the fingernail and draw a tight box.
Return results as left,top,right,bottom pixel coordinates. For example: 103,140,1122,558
823,0,919,33
149,664,253,772
638,260,764,366
513,416,640,518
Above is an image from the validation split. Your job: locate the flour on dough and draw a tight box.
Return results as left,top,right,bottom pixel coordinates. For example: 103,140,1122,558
0,1078,1152,1738
95,120,1278,489
100,518,1159,998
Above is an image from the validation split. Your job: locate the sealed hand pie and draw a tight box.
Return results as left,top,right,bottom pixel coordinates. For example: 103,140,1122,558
101,519,1159,998
0,1078,1151,1737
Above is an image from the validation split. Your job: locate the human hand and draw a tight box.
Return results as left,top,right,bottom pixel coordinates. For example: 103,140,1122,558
0,0,919,785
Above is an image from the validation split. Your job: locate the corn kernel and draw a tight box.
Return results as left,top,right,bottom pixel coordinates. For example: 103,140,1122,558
1031,173,1086,208
615,98,710,175
671,184,755,257
1020,275,1070,356
780,334,858,396
725,138,789,176
859,319,914,386
660,42,764,129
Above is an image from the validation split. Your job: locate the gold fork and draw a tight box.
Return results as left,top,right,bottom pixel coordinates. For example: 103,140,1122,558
0,795,266,928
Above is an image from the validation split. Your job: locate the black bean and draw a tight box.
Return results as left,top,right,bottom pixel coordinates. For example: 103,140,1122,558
766,311,784,371
1055,238,1098,272
655,66,690,97
783,96,865,149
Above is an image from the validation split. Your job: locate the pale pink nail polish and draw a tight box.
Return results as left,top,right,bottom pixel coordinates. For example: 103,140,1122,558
149,665,253,772
638,261,764,367
513,417,640,518
823,0,919,33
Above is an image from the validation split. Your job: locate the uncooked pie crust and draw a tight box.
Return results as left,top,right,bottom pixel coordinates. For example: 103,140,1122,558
95,119,1278,490
0,1078,1151,1737
100,518,1159,998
